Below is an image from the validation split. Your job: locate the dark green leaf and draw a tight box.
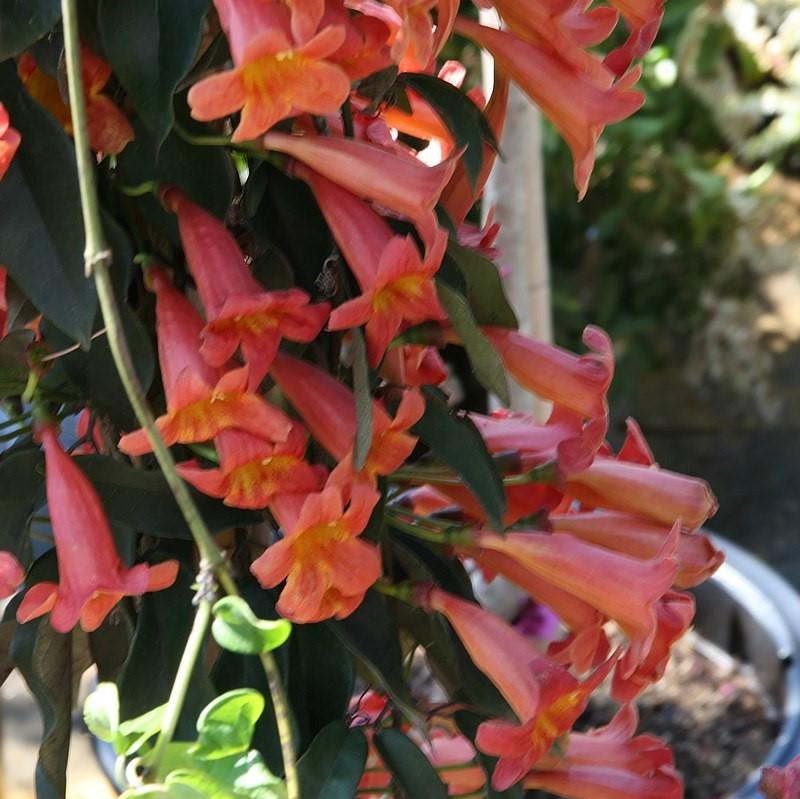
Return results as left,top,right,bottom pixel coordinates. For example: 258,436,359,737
118,558,215,737
445,240,518,328
288,624,354,751
75,455,260,538
398,73,498,187
437,282,510,405
0,0,60,61
211,596,291,656
116,114,235,222
297,722,367,799
0,61,97,345
0,329,34,399
98,0,210,145
0,449,45,560
351,328,372,471
192,689,265,760
328,591,419,723
374,728,448,799
412,390,506,530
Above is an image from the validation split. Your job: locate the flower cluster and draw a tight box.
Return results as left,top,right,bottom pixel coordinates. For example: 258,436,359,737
0,0,733,796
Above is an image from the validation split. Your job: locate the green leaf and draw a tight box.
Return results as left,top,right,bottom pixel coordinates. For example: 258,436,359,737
84,682,120,743
329,591,420,723
373,728,448,799
75,455,260,537
351,328,373,471
445,241,518,328
116,114,235,221
211,596,292,656
397,73,498,187
0,0,60,60
0,449,45,560
118,702,168,755
201,750,286,799
297,722,367,799
288,624,355,752
412,390,506,530
11,562,93,799
0,61,97,345
166,771,235,799
192,689,265,761
0,330,35,399
437,282,510,405
98,0,211,145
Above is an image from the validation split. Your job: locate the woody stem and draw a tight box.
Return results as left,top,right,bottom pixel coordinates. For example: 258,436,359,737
60,2,298,795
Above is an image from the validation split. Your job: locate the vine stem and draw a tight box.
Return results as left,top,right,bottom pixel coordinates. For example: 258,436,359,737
59,2,298,795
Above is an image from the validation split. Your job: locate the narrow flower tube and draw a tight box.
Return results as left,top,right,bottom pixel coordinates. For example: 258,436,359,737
604,0,665,76
454,16,643,198
163,188,329,387
17,427,178,632
250,483,381,622
263,131,458,242
422,587,544,721
565,459,718,529
549,510,724,588
118,269,292,455
484,326,614,421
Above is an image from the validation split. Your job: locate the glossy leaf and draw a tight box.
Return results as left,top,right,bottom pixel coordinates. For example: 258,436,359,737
412,390,506,531
192,689,265,761
0,330,35,399
437,281,510,405
0,61,97,345
75,455,260,537
211,596,292,656
446,240,518,329
84,682,120,743
0,449,45,560
0,0,61,61
398,72,498,187
98,0,211,145
118,702,168,756
373,728,448,799
297,722,367,799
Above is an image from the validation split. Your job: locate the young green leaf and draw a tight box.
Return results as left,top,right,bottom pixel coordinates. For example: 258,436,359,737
83,682,120,744
118,703,168,756
211,596,292,656
192,689,266,761
373,728,449,799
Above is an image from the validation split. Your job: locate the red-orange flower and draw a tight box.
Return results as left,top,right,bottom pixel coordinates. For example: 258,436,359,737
382,345,447,387
17,427,178,633
188,2,350,141
163,188,329,388
250,483,381,622
761,755,800,799
118,269,291,456
0,551,23,598
0,102,20,180
177,426,323,510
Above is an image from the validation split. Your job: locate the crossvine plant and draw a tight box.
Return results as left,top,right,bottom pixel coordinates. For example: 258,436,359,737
0,1,727,797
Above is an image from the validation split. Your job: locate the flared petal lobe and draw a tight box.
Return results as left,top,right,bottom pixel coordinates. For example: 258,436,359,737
0,102,21,180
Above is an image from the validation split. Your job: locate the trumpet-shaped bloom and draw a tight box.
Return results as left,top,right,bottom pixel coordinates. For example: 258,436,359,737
0,103,20,181
422,587,544,720
177,426,323,509
301,165,447,363
264,131,457,243
17,427,178,632
565,458,718,529
382,345,447,387
525,705,682,798
761,755,800,799
18,48,133,156
454,16,643,198
484,326,613,421
118,269,291,455
188,3,350,142
474,529,678,661
250,483,381,622
550,510,724,588
0,551,23,597
476,655,617,790
611,590,695,701
323,1,393,79
270,353,423,484
605,0,665,76
163,188,329,387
